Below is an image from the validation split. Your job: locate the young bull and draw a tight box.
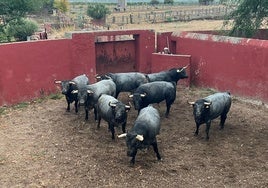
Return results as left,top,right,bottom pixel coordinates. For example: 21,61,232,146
129,81,176,117
73,79,116,121
95,72,149,98
97,94,131,139
118,105,162,164
188,92,232,140
54,74,90,113
147,65,189,84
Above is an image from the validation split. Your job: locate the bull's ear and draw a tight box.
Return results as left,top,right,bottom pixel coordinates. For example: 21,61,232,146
129,94,133,98
72,90,78,94
69,81,76,85
140,93,146,98
187,101,195,106
136,135,144,141
118,133,127,138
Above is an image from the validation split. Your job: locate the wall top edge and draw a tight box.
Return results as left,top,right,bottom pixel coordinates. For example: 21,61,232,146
65,29,156,39
171,31,268,45
152,53,191,57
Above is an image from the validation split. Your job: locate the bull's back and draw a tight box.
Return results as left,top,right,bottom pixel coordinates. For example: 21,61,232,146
97,94,118,120
138,81,175,101
206,92,231,119
93,80,116,98
135,106,160,135
73,74,89,86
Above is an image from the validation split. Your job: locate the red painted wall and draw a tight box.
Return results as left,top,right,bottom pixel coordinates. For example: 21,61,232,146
0,30,156,106
172,31,268,102
0,40,73,106
1,30,267,106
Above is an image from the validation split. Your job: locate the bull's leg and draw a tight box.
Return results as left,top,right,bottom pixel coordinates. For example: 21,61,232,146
122,122,126,133
205,121,211,140
109,123,115,140
74,100,78,113
66,101,71,112
165,104,171,118
152,142,161,161
97,117,101,129
195,123,200,136
85,107,89,120
130,151,137,164
220,113,227,130
93,107,98,121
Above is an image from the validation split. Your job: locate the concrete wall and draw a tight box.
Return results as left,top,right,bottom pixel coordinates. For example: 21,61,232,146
172,31,268,102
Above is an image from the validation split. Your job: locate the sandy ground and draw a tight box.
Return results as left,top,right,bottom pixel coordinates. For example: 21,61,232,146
0,86,267,187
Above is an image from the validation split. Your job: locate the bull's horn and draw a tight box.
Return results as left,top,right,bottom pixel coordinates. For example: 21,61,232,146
72,90,78,94
187,101,195,105
54,80,62,84
105,75,112,79
129,94,133,98
183,64,190,69
136,135,144,141
204,101,212,105
87,90,94,94
69,81,76,85
109,101,117,107
118,133,127,138
125,105,131,109
140,93,146,97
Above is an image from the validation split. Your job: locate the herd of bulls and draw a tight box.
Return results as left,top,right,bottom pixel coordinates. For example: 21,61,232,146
54,66,232,164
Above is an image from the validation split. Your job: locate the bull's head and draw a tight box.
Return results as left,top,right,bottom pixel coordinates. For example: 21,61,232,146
188,100,212,124
129,93,146,110
109,101,131,123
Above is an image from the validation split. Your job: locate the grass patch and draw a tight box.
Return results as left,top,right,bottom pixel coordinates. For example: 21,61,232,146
49,93,63,100
13,102,30,109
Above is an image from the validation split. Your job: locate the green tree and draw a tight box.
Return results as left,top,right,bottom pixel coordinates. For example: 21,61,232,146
53,0,69,13
199,0,214,5
6,19,38,41
150,0,160,5
164,0,174,4
224,0,268,38
0,0,41,42
87,4,110,20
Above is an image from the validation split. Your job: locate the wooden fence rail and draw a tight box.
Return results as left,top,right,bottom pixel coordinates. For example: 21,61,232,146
106,6,229,25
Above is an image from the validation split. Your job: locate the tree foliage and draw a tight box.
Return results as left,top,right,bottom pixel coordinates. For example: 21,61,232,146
6,19,38,41
87,4,110,20
53,0,70,13
0,0,42,42
150,0,160,5
164,0,174,4
224,0,268,38
199,0,214,5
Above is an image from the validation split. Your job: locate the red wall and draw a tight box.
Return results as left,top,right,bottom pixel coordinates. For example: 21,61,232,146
0,30,156,106
0,40,73,105
172,31,268,102
1,29,267,106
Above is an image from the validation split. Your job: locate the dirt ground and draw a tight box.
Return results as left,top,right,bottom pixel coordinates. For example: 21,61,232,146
0,85,267,187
